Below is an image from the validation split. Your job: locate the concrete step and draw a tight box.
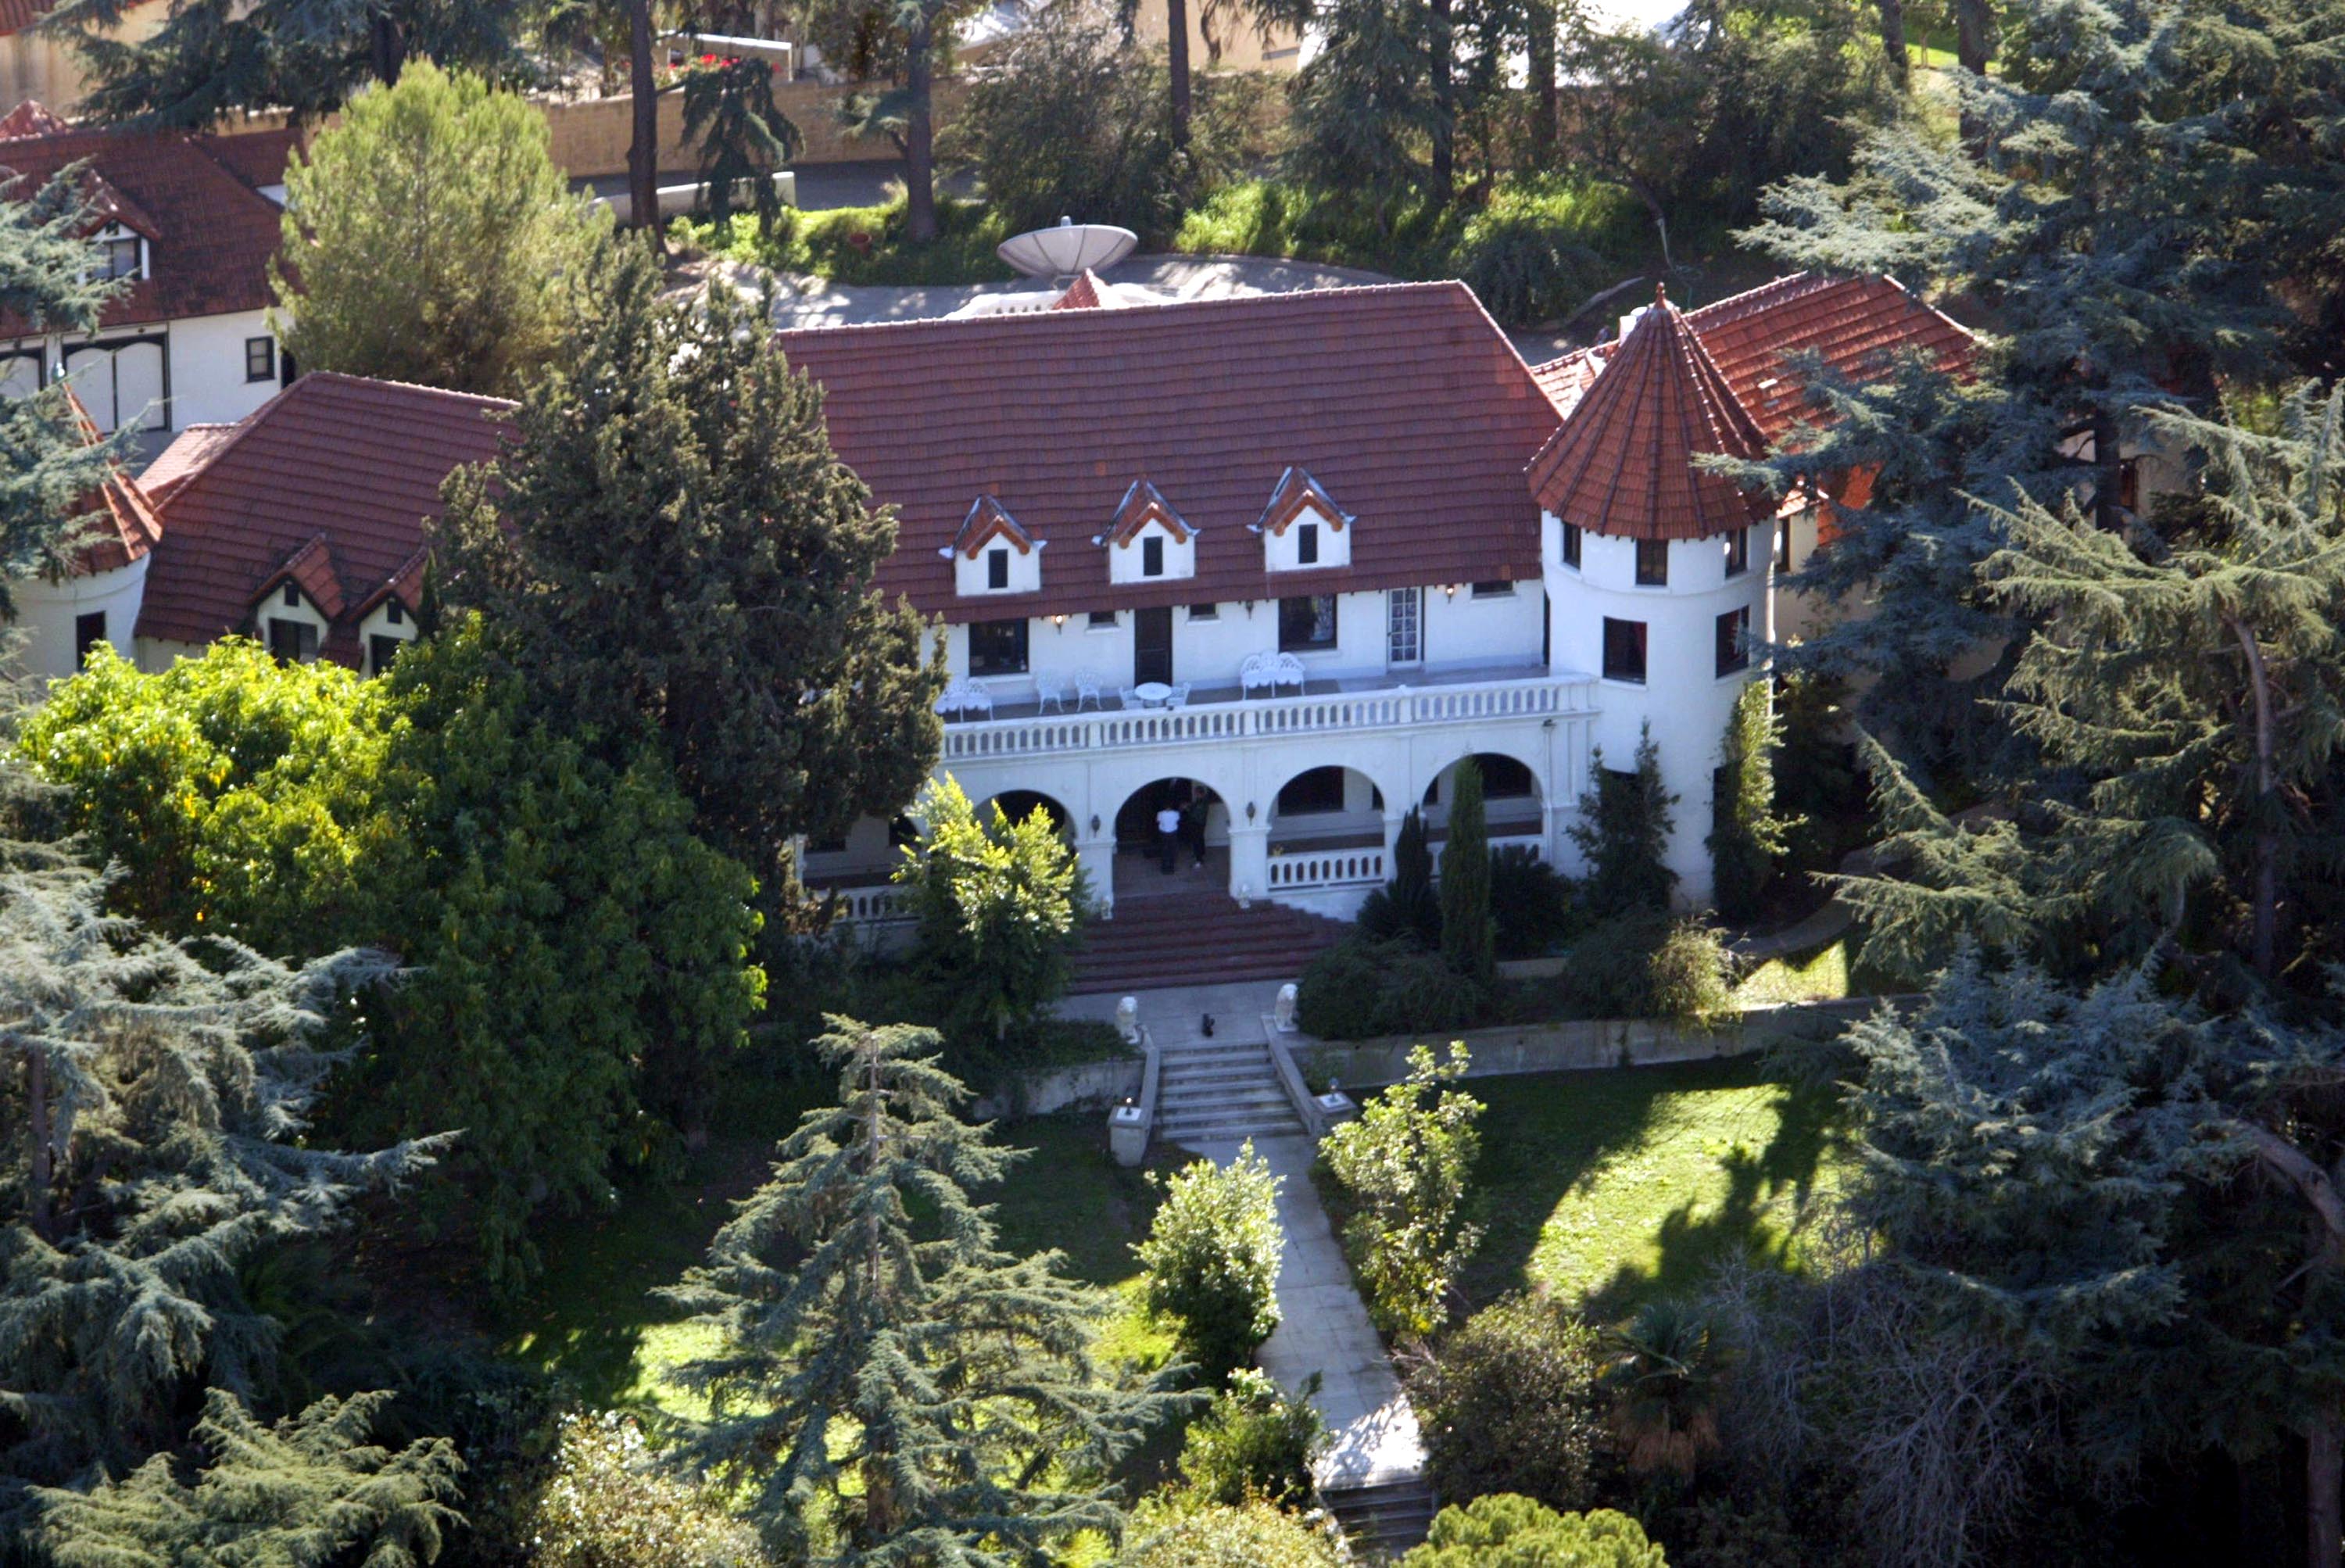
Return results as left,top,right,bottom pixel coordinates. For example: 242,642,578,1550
1325,1477,1437,1558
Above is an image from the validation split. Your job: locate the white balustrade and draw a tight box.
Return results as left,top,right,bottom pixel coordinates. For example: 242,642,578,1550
832,883,913,925
1265,846,1389,890
940,673,1595,762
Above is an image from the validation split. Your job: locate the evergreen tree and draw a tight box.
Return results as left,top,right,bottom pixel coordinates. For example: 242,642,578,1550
1360,805,1441,946
1439,758,1495,986
893,776,1087,1060
49,0,525,127
274,63,607,399
436,241,943,884
0,863,445,1523
1283,0,1439,217
1707,678,1797,925
30,1389,461,1566
681,57,802,237
661,1017,1183,1563
1734,0,2345,758
1570,725,1677,918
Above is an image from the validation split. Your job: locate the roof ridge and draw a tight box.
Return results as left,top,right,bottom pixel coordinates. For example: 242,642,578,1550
295,369,520,409
775,277,1484,341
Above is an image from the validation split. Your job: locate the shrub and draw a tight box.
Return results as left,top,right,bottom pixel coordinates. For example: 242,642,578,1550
1319,1045,1484,1338
1555,915,1735,1026
1402,1495,1669,1567
1137,1144,1286,1380
1359,806,1441,946
1708,678,1798,925
1297,937,1485,1040
1179,1369,1325,1507
1570,725,1678,919
1491,847,1583,958
520,1411,770,1567
1408,1294,1602,1513
1115,1497,1345,1567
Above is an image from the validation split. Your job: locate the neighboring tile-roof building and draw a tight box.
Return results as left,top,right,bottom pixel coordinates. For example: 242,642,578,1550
775,281,1565,623
137,373,512,663
0,117,294,334
63,394,162,575
1529,288,1771,541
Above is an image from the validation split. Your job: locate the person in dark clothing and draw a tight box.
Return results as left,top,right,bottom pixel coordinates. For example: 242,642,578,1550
1181,793,1209,867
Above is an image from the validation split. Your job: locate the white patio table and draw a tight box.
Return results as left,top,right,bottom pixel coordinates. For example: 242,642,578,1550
1132,681,1174,708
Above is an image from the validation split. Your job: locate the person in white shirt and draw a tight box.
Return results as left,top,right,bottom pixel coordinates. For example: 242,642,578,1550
1155,804,1181,874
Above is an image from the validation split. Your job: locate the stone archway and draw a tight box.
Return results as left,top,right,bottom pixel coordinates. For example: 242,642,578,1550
1109,777,1230,902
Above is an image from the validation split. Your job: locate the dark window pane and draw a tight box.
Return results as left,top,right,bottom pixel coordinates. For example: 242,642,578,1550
1602,617,1647,683
1142,535,1164,577
370,635,403,677
1471,581,1513,597
1189,603,1217,620
267,617,318,664
968,618,1029,675
1634,539,1668,586
1724,527,1749,578
73,611,105,665
1089,610,1117,628
1561,522,1581,568
1298,523,1318,565
987,548,1009,589
245,336,274,383
1715,606,1750,676
1278,595,1337,651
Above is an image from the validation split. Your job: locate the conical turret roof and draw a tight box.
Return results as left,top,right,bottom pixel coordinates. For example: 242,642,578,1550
1528,286,1770,541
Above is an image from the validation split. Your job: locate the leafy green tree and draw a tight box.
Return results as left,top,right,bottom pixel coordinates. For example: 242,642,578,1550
437,242,942,882
1402,1495,1667,1568
661,1017,1183,1563
50,0,524,127
1115,1497,1344,1568
0,861,443,1523
30,1389,462,1567
274,63,605,398
1707,679,1797,925
1570,725,1677,918
519,1410,771,1568
1137,1144,1283,1380
1407,1294,1601,1513
1439,758,1495,987
894,776,1087,1055
1319,1043,1483,1337
680,57,801,236
1175,1368,1323,1508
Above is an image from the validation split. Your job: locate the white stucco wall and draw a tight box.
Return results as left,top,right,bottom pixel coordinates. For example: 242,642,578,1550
13,556,149,678
2,309,281,436
1544,514,1768,906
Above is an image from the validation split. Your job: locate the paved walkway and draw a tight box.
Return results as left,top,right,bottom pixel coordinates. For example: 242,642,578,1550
1059,978,1294,1036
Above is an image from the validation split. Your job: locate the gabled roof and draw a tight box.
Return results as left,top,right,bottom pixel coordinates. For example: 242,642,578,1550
1253,466,1354,536
138,373,512,664
61,394,162,575
256,535,345,618
1101,477,1190,546
1052,270,1106,310
949,493,1035,557
1529,287,1770,541
0,114,294,334
775,282,1559,621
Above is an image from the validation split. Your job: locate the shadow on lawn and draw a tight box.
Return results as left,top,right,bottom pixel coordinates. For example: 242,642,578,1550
1459,1055,1849,1323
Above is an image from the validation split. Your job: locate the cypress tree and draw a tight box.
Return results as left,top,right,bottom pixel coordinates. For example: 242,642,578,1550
1570,724,1678,918
661,1017,1185,1563
1389,804,1441,943
435,238,944,884
1707,679,1797,925
1440,759,1495,986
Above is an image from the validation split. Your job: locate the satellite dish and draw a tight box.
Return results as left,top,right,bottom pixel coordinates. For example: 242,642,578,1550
997,217,1138,281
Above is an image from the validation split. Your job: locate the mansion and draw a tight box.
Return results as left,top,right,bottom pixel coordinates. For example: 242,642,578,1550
14,267,1971,920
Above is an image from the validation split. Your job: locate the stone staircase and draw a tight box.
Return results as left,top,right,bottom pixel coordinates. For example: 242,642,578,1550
1069,890,1349,996
1324,1477,1440,1559
1155,1031,1306,1144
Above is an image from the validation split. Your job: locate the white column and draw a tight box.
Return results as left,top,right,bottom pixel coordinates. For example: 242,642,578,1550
1227,823,1269,908
1076,835,1118,919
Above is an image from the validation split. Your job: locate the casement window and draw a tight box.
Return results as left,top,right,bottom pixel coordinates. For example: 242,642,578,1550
1724,526,1749,578
1087,609,1117,629
1297,522,1319,566
73,612,105,666
1278,594,1337,651
1142,535,1165,577
98,234,142,281
1188,603,1218,621
1634,539,1669,587
967,617,1029,675
1471,581,1514,598
986,546,1010,590
1716,605,1751,677
1602,616,1647,683
267,617,318,664
245,336,275,383
1560,521,1582,569
281,582,300,608
385,599,405,626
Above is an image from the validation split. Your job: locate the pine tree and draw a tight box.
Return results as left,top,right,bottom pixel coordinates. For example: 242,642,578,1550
1283,0,1440,217
1439,758,1494,986
1707,679,1798,925
435,239,943,884
1734,0,2345,759
48,0,525,127
0,863,446,1524
274,63,607,399
1570,725,1677,918
681,57,802,236
29,1389,462,1566
661,1017,1183,1563
1362,805,1441,946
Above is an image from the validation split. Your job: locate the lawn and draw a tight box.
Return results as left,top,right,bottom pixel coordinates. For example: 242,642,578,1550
1462,1055,1854,1323
1734,937,1853,1006
493,1097,1187,1418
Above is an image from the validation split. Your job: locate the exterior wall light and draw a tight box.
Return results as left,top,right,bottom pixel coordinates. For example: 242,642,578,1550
1052,614,1068,628
1089,814,1101,835
1246,801,1258,822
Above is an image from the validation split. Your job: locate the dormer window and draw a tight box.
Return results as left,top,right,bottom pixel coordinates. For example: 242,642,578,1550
385,599,404,626
1256,468,1353,573
281,582,299,607
267,616,317,664
1104,479,1195,585
987,547,1010,589
87,224,144,283
951,496,1042,596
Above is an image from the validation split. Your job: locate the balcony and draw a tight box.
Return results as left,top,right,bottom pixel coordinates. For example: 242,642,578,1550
939,664,1599,764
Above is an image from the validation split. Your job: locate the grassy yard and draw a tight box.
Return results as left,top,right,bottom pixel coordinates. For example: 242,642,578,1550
1462,1056,1854,1323
492,1097,1185,1419
1734,937,1853,1006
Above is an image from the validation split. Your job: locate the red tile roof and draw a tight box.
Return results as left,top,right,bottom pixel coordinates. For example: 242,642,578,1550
0,99,70,138
1683,272,1971,442
138,373,513,664
775,282,1559,622
61,394,162,575
0,119,289,334
1051,270,1106,310
0,0,53,37
1529,288,1770,541
138,422,238,501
